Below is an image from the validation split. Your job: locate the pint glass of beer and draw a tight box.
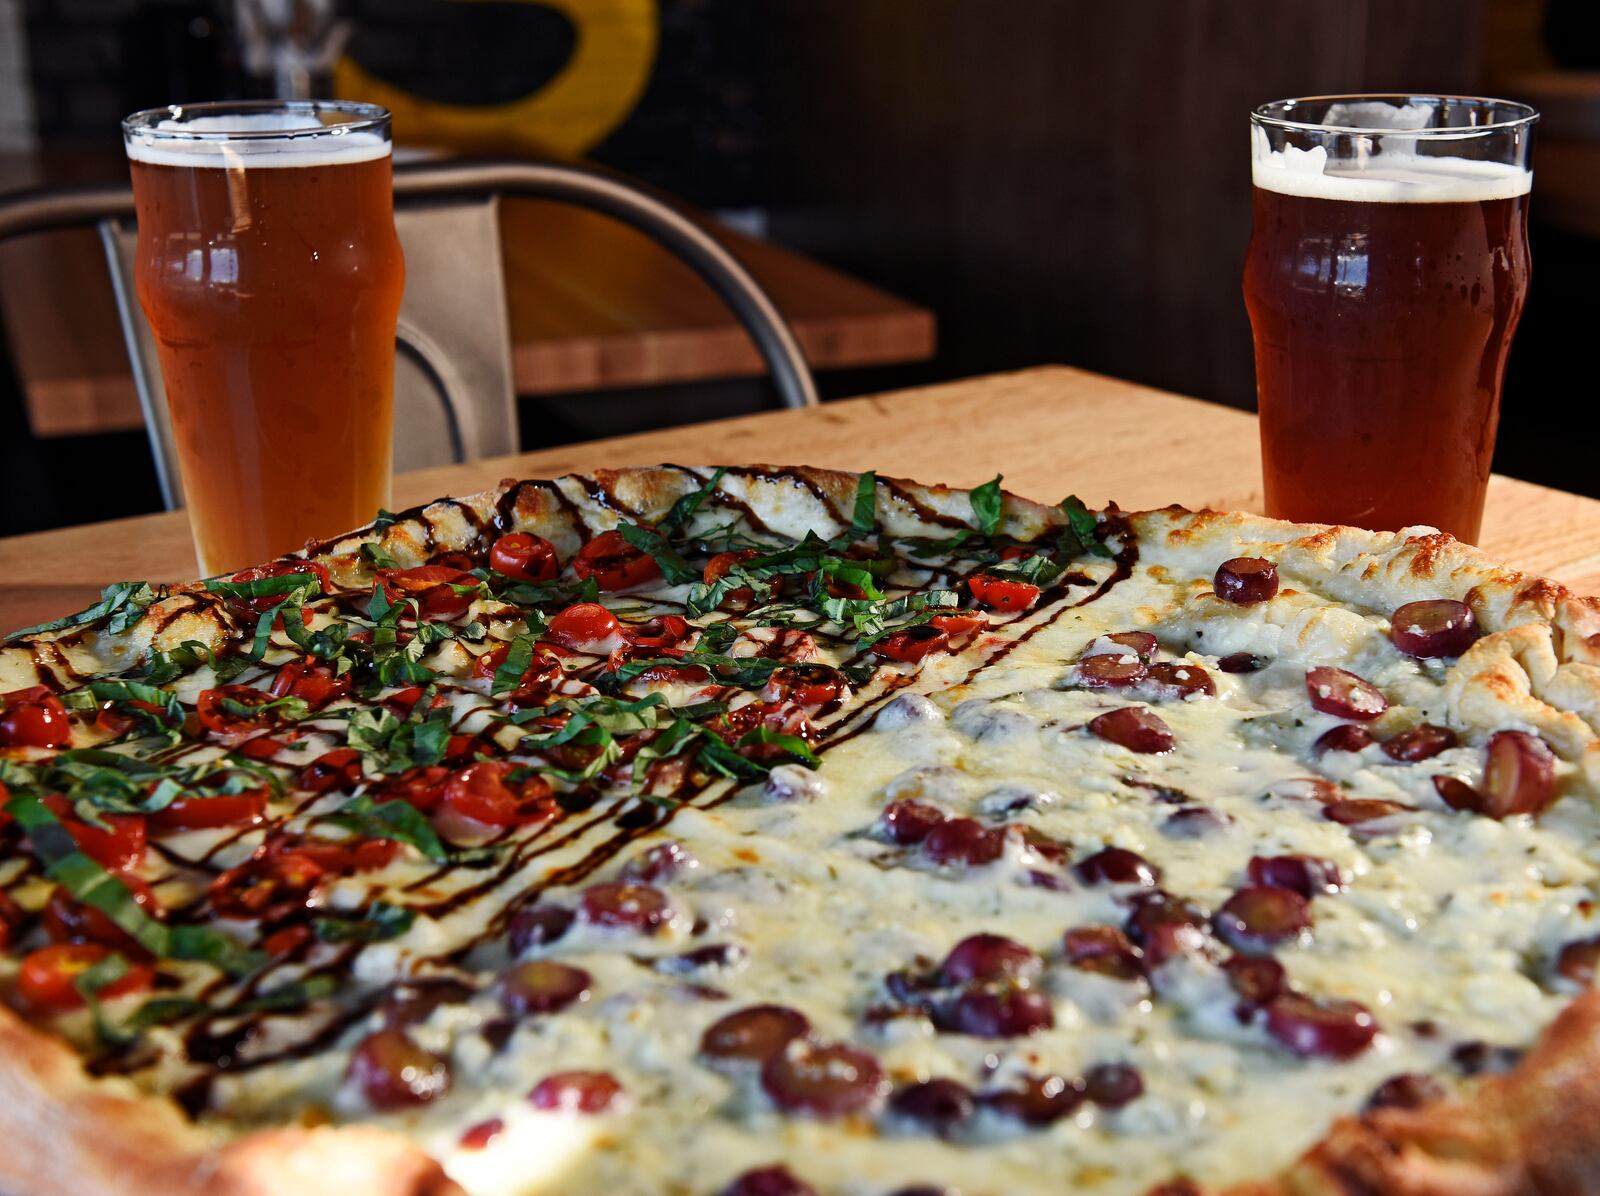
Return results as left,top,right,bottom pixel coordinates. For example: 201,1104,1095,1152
122,101,405,575
1243,96,1536,542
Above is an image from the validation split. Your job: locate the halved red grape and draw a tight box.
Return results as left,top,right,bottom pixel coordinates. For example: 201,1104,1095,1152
1077,653,1147,688
721,1167,818,1196
1161,805,1233,839
761,1040,884,1117
1305,667,1388,721
1264,993,1377,1059
1125,893,1210,967
661,943,749,975
508,904,574,954
1075,846,1160,888
1451,1041,1522,1076
1214,557,1279,605
889,1078,975,1138
1105,631,1157,657
1214,885,1311,953
937,986,1054,1038
1323,798,1411,825
923,818,1006,866
458,1117,504,1151
1088,707,1174,754
346,1028,451,1108
1390,600,1477,659
1247,855,1342,899
1223,954,1287,1010
1556,937,1600,986
1433,775,1480,811
881,800,947,845
1081,1062,1144,1109
528,1070,624,1114
1145,662,1215,699
1382,723,1458,762
1062,926,1145,980
978,1074,1085,1127
1218,652,1268,674
938,934,1042,985
579,882,674,933
1479,730,1557,818
499,960,591,1016
1365,1073,1445,1112
1314,724,1374,754
622,840,697,884
700,1004,810,1068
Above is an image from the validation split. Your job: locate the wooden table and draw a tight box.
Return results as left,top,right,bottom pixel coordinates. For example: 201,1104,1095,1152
4,365,1598,630
0,149,935,438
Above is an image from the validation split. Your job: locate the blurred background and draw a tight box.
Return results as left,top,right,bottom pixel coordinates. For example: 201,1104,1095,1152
0,0,1595,536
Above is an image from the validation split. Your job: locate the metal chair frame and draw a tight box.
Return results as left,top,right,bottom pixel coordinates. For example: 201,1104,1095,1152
0,158,818,504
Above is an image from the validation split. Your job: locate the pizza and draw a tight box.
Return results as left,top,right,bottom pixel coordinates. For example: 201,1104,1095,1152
2,464,1600,1196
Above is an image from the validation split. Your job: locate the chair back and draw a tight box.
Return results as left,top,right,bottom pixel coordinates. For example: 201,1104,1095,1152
97,194,518,506
0,158,817,510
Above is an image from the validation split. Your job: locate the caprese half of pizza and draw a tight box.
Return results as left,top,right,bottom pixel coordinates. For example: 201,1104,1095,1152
2,465,1600,1196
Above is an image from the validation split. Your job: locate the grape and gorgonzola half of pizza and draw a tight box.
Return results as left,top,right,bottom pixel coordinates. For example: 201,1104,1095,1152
2,465,1600,1196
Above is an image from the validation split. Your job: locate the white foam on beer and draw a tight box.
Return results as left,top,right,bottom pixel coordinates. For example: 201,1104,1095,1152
1253,135,1530,203
125,113,390,169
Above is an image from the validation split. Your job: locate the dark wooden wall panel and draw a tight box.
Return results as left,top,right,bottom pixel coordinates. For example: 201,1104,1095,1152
764,0,1488,409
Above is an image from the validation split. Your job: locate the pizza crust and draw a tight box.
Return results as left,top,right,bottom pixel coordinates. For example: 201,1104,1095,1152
0,1005,462,1196
5,470,1600,1195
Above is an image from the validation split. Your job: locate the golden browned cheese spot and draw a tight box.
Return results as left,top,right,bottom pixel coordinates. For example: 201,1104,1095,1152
1403,533,1456,579
1513,578,1567,618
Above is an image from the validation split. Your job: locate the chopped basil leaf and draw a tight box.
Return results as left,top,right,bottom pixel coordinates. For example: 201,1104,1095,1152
373,508,401,530
849,470,879,538
618,523,698,585
491,634,537,696
314,902,416,942
970,475,1005,537
736,726,819,767
4,581,164,642
1059,495,1112,558
661,466,728,531
361,542,400,570
206,572,322,602
986,553,1067,587
235,974,339,1014
326,794,450,862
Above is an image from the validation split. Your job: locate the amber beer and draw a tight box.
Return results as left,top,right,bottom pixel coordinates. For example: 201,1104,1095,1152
1243,97,1535,543
123,103,405,574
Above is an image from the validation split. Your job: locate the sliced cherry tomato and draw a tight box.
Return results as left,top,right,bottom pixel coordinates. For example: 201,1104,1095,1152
209,849,326,921
547,603,624,651
41,795,145,872
196,685,281,738
762,664,848,707
433,551,480,573
270,657,351,710
225,560,332,616
382,685,430,718
968,574,1041,612
0,686,72,750
18,943,152,1011
44,875,160,954
472,642,512,680
626,615,694,652
490,533,560,583
873,622,949,663
235,734,292,762
267,832,400,875
298,748,366,796
704,550,764,609
372,765,452,814
377,565,481,622
932,612,987,640
716,700,815,745
438,762,554,829
150,785,270,831
92,698,167,739
572,530,661,591
629,663,714,686
262,924,314,958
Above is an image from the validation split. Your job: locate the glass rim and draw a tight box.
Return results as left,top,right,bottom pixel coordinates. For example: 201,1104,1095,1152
1251,94,1539,137
122,99,390,142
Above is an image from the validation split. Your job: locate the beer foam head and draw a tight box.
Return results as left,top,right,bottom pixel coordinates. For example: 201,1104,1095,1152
125,111,390,169
1252,128,1530,203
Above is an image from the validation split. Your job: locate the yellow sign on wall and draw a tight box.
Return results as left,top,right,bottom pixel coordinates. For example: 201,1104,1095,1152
335,0,658,158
